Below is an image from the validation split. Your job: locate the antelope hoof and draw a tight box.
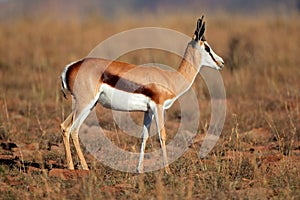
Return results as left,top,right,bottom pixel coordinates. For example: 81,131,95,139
136,167,143,174
68,164,75,170
165,166,171,174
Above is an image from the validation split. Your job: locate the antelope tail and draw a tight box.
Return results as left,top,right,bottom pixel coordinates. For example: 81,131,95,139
60,67,69,99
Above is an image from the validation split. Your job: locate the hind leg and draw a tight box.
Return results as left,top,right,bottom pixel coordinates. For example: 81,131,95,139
69,97,98,170
61,112,75,169
70,109,90,170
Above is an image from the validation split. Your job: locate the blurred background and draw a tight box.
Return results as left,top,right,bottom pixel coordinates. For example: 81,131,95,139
0,0,299,199
0,0,299,20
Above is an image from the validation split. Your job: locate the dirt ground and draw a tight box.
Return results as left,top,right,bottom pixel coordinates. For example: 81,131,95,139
0,13,299,199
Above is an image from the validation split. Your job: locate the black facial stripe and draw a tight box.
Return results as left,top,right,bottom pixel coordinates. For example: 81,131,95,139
204,43,219,65
209,51,218,64
204,43,210,52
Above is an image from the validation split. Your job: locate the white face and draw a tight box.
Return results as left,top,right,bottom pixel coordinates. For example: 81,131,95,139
199,40,224,70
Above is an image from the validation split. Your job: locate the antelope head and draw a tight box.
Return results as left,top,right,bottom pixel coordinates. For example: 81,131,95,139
194,16,224,70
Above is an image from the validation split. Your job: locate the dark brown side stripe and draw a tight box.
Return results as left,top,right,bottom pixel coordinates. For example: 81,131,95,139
101,71,155,99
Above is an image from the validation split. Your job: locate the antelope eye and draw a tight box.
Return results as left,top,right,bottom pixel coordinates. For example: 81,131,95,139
204,44,211,52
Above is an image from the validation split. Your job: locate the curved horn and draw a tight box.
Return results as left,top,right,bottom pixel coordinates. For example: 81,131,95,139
197,15,204,30
194,15,205,41
198,21,205,39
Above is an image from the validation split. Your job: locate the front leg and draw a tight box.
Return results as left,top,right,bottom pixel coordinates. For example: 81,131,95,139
153,105,171,174
137,110,153,173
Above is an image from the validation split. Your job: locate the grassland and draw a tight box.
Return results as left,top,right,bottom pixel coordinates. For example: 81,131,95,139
0,13,299,199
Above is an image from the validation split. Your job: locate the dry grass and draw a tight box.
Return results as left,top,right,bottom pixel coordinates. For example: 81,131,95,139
0,13,300,199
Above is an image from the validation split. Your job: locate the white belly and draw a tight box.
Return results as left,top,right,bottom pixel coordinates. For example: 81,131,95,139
98,84,150,111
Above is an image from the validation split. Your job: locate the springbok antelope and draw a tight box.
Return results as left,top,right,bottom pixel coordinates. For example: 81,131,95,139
60,16,224,173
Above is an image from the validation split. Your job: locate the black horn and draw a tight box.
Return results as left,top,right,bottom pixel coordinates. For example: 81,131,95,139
194,15,205,41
